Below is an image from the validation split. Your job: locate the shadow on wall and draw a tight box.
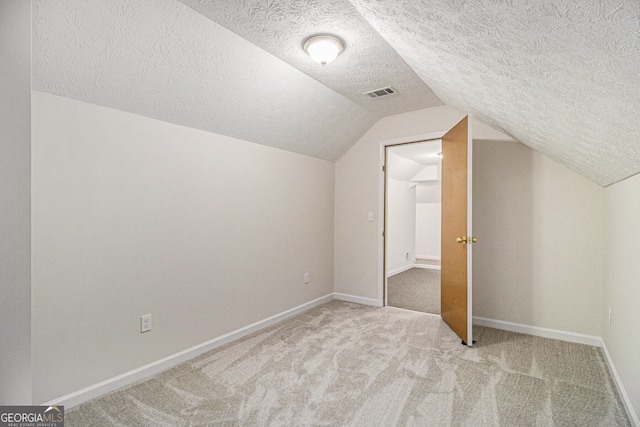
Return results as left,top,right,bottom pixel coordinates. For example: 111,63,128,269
472,139,534,324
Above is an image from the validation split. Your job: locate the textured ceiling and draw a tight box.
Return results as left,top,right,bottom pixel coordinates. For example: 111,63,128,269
32,0,640,185
348,0,640,186
32,0,379,161
178,0,442,116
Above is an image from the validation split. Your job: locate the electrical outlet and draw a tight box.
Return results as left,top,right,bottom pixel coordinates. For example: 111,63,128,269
304,273,310,284
406,252,410,261
608,307,612,325
141,314,152,333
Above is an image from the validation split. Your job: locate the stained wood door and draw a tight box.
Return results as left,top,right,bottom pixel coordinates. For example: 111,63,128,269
441,116,474,346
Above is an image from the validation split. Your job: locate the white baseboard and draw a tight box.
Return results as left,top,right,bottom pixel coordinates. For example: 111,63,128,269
333,292,381,307
472,316,601,347
48,299,636,426
386,264,414,277
43,293,334,409
600,339,639,427
415,255,440,261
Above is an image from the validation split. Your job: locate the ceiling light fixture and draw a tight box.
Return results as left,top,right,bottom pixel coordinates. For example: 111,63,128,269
303,35,345,66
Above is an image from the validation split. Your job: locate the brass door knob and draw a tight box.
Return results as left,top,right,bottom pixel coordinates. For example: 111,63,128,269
456,236,478,244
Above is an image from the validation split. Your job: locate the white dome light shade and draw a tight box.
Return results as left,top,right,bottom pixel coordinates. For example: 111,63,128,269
303,35,345,66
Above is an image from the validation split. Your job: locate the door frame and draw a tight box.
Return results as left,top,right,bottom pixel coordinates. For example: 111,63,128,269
377,131,445,307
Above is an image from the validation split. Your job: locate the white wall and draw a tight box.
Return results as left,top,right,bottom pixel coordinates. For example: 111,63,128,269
386,179,416,275
416,182,441,204
0,0,32,405
337,107,457,300
473,140,605,336
335,106,512,301
335,106,605,338
31,91,335,404
415,203,441,259
603,173,640,422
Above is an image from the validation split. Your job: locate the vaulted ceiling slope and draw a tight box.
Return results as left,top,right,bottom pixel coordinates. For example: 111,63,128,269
31,0,440,162
32,0,379,161
348,0,640,186
33,1,640,186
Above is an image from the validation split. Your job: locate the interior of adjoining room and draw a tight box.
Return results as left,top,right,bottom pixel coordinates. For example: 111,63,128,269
385,139,443,316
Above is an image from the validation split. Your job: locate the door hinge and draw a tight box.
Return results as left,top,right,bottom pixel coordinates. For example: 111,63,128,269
382,165,385,172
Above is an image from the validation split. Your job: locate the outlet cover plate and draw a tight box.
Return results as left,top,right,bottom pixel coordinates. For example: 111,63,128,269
141,314,152,333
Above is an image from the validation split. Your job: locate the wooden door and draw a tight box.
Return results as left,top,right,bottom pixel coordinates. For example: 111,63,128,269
441,116,474,346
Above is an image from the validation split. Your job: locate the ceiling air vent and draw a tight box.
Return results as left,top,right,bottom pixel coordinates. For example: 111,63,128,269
364,86,397,98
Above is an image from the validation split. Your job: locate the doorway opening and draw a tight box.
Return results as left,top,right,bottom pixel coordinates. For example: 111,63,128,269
380,116,473,345
385,139,442,315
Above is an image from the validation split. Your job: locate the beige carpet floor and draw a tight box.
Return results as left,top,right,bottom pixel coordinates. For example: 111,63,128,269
66,301,630,426
388,268,441,315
